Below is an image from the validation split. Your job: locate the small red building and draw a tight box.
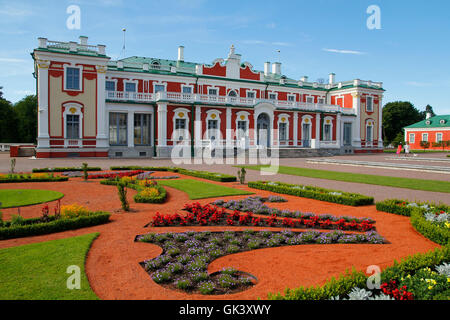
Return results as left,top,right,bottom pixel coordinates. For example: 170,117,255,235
404,114,450,150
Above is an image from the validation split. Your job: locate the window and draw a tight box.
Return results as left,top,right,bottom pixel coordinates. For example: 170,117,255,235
175,118,187,141
247,91,255,99
324,124,332,141
306,97,314,104
409,133,415,144
65,67,81,90
109,113,127,145
207,120,219,140
269,93,277,100
237,121,247,139
154,84,165,93
66,115,80,139
228,90,237,97
422,133,428,142
134,114,151,146
318,98,325,104
208,88,218,96
288,95,296,102
125,82,137,92
279,123,287,141
436,133,443,143
105,80,116,91
366,125,373,142
182,86,192,94
366,97,374,112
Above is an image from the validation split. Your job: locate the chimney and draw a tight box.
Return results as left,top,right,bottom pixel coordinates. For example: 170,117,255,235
264,62,271,76
426,112,432,120
272,62,281,75
301,76,309,82
178,46,184,62
79,36,88,45
329,73,335,84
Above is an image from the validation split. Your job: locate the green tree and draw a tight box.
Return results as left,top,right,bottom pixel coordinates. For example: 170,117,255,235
382,101,423,146
0,98,18,142
0,86,3,99
419,104,436,119
14,95,37,143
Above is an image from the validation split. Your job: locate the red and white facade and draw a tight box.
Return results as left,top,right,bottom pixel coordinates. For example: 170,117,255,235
32,36,385,158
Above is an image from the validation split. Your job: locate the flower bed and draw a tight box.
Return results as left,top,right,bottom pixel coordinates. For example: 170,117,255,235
32,166,102,173
268,245,450,300
110,166,237,182
148,202,377,233
0,203,110,240
0,173,69,183
137,229,385,295
87,170,144,180
212,196,375,224
248,181,374,206
100,178,167,204
376,199,449,245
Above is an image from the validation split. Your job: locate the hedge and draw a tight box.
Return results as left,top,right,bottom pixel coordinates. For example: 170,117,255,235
410,208,450,246
267,245,450,300
248,181,374,206
32,167,102,173
375,199,415,216
100,180,167,204
0,212,111,240
0,176,69,184
110,166,170,172
109,166,237,182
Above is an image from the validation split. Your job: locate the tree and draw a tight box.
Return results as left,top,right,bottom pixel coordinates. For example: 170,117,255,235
0,86,3,100
0,98,18,142
382,101,423,146
14,95,37,143
420,104,436,119
420,140,430,151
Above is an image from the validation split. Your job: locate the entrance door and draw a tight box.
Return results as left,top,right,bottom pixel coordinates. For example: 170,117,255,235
302,123,311,148
343,123,352,146
257,113,270,147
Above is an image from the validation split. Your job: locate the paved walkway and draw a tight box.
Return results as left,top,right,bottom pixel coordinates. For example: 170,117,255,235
307,158,450,173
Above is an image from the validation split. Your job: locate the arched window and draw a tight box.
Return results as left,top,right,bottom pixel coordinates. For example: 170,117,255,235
228,90,237,97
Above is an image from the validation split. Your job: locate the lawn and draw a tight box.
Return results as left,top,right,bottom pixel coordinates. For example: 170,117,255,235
157,179,253,200
239,165,450,194
0,233,99,300
0,189,64,208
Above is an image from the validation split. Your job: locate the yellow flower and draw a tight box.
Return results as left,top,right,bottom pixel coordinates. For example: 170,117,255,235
140,187,160,198
428,286,433,290
61,204,90,218
445,222,450,229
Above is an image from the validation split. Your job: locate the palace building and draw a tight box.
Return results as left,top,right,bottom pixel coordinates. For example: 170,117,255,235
404,113,450,150
32,36,385,158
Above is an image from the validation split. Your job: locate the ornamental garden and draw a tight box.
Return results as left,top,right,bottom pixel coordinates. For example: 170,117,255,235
0,163,448,300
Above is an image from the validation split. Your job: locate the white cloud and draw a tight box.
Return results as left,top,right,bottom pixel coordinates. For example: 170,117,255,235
323,48,365,55
0,4,33,17
405,81,433,87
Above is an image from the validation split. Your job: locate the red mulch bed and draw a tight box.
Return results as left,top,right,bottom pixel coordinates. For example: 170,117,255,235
0,171,440,300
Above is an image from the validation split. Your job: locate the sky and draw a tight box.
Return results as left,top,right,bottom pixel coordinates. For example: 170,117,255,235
1,0,449,114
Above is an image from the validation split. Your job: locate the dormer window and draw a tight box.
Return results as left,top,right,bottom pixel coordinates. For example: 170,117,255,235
426,120,431,125
151,61,161,69
440,119,446,125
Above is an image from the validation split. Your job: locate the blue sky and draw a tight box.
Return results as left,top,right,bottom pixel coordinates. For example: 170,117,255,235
1,0,449,114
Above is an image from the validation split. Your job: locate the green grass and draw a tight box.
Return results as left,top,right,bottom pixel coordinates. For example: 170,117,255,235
0,233,99,300
157,179,253,200
0,189,64,208
240,165,450,194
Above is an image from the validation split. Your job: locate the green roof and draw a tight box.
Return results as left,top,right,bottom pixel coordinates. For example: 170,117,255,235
404,115,450,129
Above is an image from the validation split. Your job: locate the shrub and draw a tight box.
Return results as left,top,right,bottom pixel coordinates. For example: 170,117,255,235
248,181,373,206
117,181,130,212
32,167,101,173
410,208,450,245
198,281,215,295
169,167,237,182
0,212,110,240
60,204,90,219
0,173,68,183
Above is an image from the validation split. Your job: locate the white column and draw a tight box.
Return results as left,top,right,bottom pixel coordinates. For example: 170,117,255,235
157,103,167,146
312,113,321,149
378,95,383,146
127,110,134,148
195,105,202,146
293,112,298,146
352,93,361,147
96,65,109,147
336,113,342,147
36,60,51,148
226,107,232,144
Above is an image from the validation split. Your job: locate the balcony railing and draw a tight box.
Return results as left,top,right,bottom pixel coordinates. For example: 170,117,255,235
106,91,356,114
